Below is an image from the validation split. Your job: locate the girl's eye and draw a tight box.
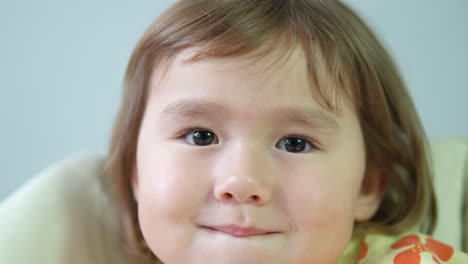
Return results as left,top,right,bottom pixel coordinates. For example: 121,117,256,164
276,136,316,153
180,129,316,152
182,129,219,146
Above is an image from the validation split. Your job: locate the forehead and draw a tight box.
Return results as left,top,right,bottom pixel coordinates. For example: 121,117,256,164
149,43,353,116
150,45,311,100
146,45,353,128
179,45,305,81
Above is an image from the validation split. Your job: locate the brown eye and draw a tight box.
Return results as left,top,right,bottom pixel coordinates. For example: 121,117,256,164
184,130,218,146
276,136,314,153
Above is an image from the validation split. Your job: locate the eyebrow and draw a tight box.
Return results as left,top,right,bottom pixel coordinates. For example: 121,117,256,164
161,98,339,131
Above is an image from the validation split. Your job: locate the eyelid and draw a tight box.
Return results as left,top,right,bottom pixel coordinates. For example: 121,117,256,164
174,128,322,151
175,127,214,139
176,127,219,145
279,134,322,151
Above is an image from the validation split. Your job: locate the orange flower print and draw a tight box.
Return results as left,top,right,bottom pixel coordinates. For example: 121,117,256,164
359,242,369,260
391,234,454,264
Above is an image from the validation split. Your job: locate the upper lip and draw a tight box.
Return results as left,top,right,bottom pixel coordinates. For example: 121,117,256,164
203,224,279,237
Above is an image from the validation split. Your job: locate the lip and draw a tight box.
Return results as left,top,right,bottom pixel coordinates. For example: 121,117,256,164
202,224,279,237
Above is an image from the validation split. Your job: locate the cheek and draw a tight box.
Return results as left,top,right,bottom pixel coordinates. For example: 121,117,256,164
282,153,365,233
281,162,363,261
136,144,213,262
285,172,354,227
136,142,211,227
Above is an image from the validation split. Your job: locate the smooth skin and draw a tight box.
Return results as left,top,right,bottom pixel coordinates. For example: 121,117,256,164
133,46,385,264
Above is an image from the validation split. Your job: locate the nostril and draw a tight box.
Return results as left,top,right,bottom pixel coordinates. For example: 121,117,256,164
219,193,262,202
223,193,233,199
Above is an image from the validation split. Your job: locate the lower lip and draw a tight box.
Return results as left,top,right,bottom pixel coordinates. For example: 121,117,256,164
201,227,279,237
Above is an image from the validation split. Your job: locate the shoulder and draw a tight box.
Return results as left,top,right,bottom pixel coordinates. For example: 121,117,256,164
0,153,125,264
358,232,468,264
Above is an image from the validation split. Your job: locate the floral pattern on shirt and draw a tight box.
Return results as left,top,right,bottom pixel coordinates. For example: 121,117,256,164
391,234,454,264
354,233,466,264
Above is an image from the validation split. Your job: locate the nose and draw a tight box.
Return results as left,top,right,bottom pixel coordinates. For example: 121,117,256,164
213,142,274,206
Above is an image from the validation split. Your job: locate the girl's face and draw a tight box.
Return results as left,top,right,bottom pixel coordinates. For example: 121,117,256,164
134,47,383,264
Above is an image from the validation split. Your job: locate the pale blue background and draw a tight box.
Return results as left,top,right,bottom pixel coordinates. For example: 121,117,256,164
1,0,467,200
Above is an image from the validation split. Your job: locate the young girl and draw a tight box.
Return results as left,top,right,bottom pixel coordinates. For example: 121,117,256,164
101,0,468,263
1,0,466,263
99,0,468,264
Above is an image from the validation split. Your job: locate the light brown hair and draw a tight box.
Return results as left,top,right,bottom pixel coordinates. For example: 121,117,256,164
104,0,437,261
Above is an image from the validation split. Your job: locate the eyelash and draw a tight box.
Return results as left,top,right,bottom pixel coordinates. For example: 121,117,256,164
175,127,214,139
175,127,321,152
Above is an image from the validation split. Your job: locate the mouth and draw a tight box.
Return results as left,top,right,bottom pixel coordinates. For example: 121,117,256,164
201,225,280,237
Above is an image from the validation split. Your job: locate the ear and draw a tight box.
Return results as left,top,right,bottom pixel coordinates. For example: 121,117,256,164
131,165,139,203
354,161,389,222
